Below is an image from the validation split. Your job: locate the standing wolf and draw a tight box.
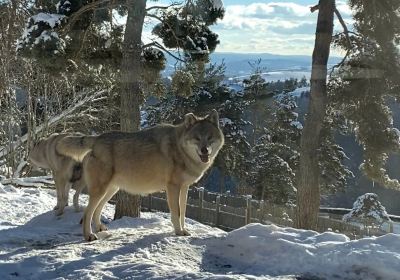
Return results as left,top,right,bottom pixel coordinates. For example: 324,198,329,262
28,134,86,215
57,110,224,241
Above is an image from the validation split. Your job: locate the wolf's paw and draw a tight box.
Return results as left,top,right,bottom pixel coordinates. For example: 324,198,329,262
182,229,191,236
86,233,98,242
175,229,191,236
96,224,108,232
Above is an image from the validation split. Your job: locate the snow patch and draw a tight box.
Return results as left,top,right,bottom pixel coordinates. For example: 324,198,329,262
0,183,400,279
31,13,65,28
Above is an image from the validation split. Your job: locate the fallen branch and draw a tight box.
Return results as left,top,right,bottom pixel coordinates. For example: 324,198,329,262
1,176,55,188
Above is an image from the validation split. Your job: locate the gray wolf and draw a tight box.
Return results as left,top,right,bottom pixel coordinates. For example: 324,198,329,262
28,133,86,215
56,110,224,241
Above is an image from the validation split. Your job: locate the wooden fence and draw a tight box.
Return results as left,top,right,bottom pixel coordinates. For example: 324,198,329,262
141,187,393,238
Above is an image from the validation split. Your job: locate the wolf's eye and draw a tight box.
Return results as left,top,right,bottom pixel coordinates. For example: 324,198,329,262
207,136,213,141
195,136,201,141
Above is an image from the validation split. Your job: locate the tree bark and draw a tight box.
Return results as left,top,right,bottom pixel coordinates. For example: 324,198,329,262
295,0,335,230
114,0,146,220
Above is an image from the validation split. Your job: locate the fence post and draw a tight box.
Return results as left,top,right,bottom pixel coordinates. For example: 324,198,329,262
215,195,220,227
148,194,152,212
389,222,394,233
259,200,264,223
199,188,204,222
245,196,251,225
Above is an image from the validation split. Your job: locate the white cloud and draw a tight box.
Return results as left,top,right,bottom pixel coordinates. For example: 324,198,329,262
213,1,352,55
336,0,353,17
220,2,316,30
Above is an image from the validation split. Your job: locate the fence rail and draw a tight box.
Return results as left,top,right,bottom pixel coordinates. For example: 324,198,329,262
141,188,394,239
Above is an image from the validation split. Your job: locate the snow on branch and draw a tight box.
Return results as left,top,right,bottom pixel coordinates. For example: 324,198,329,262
343,193,391,225
17,13,66,51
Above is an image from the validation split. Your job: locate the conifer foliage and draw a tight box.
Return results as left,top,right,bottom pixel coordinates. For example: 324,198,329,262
343,193,391,229
17,0,224,83
250,94,301,204
330,0,400,189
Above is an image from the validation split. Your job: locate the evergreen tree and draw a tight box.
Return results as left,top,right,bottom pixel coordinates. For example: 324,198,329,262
330,0,400,189
343,193,391,230
250,93,300,204
319,129,354,194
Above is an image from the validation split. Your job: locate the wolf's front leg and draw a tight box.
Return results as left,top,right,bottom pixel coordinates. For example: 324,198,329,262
167,184,185,235
179,185,190,236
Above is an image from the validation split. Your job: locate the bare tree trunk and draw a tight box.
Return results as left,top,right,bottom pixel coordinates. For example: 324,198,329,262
296,0,335,230
114,0,146,220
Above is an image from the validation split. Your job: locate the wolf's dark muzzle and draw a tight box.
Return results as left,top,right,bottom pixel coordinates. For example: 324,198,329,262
200,147,208,154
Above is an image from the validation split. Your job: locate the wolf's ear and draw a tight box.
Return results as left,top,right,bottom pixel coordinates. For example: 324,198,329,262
184,113,197,128
206,109,219,126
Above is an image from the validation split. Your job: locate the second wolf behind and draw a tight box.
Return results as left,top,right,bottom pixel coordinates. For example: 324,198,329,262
57,110,224,241
28,133,86,216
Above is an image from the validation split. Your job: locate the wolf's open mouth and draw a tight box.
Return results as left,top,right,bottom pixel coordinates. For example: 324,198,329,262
199,154,209,163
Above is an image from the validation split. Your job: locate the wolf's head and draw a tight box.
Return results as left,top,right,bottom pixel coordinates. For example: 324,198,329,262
181,109,224,164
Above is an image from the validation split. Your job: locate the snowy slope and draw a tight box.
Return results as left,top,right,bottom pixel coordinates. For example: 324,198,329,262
0,183,400,280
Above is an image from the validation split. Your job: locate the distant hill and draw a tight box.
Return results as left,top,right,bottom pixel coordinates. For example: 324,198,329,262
211,52,341,76
164,52,342,78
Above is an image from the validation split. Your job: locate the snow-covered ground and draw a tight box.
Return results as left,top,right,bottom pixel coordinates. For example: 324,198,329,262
1,182,400,280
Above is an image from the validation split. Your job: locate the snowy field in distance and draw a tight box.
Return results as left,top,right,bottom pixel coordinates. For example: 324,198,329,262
0,182,400,280
227,71,311,84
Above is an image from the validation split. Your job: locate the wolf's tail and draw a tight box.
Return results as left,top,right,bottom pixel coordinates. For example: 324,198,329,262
56,135,97,162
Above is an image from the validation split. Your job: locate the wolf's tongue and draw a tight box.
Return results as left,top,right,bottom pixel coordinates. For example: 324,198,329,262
200,154,209,163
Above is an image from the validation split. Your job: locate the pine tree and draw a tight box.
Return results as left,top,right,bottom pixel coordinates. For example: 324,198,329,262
319,129,354,194
330,0,400,189
343,193,391,230
251,93,300,204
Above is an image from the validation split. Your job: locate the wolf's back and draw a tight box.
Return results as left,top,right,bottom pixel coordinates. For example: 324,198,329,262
56,135,97,162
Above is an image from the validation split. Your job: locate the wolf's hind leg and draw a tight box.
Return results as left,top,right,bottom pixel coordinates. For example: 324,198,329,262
73,180,85,212
83,190,106,241
93,186,119,232
82,156,113,241
54,175,70,216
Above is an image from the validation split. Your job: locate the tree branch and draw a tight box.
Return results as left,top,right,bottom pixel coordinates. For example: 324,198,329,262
329,9,352,76
145,2,181,12
154,41,186,63
310,4,319,13
334,8,351,49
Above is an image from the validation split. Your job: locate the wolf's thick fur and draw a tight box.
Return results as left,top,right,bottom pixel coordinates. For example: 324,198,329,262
57,110,224,241
28,133,86,215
